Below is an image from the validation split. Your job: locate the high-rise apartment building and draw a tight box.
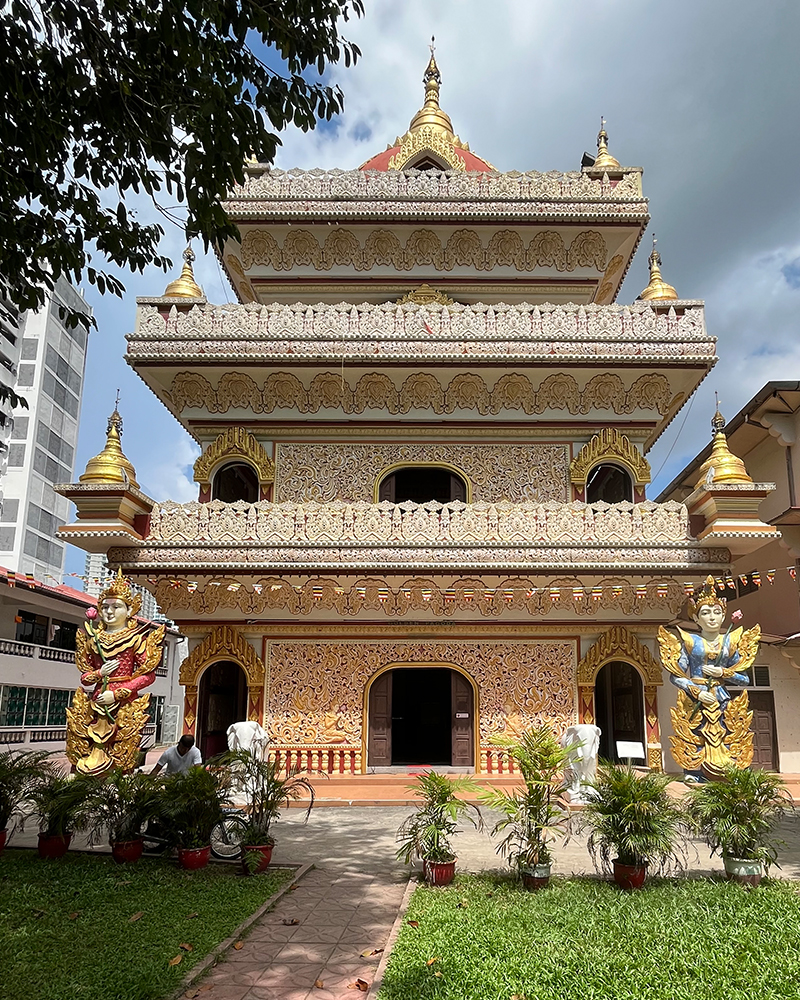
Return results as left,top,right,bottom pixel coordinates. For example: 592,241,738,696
0,288,24,508
0,277,91,583
83,551,163,622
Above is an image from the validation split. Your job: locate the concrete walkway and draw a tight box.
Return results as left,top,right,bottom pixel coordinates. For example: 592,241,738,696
188,806,800,1000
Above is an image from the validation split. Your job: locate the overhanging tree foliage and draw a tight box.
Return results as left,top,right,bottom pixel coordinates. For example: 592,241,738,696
0,0,363,332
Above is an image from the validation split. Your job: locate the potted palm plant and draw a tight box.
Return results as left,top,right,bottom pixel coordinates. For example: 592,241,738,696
86,769,164,864
0,749,53,855
584,762,686,890
219,750,316,874
479,725,572,890
686,765,792,885
29,770,94,859
156,766,225,870
396,771,481,886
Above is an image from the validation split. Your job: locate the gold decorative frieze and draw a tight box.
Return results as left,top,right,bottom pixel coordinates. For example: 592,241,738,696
193,426,275,489
179,624,265,688
387,125,467,171
150,574,687,620
167,370,675,419
276,444,568,503
395,284,456,306
576,625,663,686
570,428,651,488
239,227,608,274
266,639,576,748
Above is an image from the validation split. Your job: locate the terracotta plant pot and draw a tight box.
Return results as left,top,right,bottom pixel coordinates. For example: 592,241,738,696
111,839,144,865
724,856,763,887
38,833,72,859
613,859,647,891
521,863,552,891
242,843,274,875
424,859,456,886
0,828,7,857
178,845,211,871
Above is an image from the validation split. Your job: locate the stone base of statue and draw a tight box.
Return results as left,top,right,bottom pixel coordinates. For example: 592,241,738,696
670,689,753,781
66,689,151,775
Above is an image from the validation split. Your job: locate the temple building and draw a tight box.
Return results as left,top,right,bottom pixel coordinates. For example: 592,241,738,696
57,53,790,772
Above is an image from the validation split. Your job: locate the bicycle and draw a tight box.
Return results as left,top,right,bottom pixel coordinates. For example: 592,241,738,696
141,807,248,860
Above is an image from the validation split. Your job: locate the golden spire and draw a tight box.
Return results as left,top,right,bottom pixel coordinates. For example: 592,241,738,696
163,246,204,298
407,37,455,136
694,399,753,488
593,116,621,171
639,237,678,301
79,396,140,489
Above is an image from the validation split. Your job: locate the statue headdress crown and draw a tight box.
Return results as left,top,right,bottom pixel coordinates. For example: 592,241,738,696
98,568,142,620
687,574,726,618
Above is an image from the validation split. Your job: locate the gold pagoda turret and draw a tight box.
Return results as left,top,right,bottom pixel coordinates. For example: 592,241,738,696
695,405,753,487
407,42,454,137
639,238,678,301
163,246,204,298
593,117,621,171
80,405,139,488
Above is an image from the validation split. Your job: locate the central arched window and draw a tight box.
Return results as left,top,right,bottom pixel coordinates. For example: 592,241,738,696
378,466,467,504
212,462,259,503
586,463,633,504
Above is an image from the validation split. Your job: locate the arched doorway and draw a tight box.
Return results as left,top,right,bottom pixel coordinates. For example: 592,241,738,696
594,660,646,763
367,667,474,769
212,462,259,503
197,660,248,759
586,463,633,503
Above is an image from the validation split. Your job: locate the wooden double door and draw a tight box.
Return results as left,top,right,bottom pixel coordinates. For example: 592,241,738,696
367,668,474,768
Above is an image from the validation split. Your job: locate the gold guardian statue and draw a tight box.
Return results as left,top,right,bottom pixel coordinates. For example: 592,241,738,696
66,571,165,775
658,575,757,780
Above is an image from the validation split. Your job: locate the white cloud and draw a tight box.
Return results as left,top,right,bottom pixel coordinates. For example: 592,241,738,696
137,434,201,504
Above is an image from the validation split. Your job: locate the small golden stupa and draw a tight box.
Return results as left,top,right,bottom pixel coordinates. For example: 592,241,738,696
163,246,204,298
639,237,678,301
407,41,455,137
592,117,621,171
80,400,139,489
695,403,753,488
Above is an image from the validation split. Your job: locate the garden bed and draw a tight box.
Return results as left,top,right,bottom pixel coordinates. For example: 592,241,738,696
0,850,294,1000
378,873,800,1000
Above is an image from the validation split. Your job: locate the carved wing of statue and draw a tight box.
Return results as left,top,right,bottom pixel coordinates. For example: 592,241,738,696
65,688,93,765
725,691,755,769
732,625,761,675
109,694,151,772
669,692,705,771
75,628,91,673
142,625,166,674
657,626,685,678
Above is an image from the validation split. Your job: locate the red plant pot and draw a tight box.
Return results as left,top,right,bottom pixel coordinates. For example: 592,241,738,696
178,846,211,871
521,864,552,891
425,860,456,886
613,860,647,891
242,843,273,875
0,829,7,857
111,839,144,865
38,833,72,859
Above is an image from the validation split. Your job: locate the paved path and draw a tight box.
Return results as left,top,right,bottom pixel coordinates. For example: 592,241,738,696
189,807,800,1000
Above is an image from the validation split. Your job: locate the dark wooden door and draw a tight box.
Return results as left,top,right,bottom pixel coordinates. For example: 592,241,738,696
748,691,778,770
368,673,392,766
451,672,474,767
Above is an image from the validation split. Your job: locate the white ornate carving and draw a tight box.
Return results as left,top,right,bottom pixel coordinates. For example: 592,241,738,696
225,167,646,215
130,300,713,366
275,443,568,503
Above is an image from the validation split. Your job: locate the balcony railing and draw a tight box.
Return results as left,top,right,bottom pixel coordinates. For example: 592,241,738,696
0,638,75,662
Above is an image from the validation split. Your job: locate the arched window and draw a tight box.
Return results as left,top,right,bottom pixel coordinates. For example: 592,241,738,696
378,466,467,504
211,462,259,503
585,463,633,504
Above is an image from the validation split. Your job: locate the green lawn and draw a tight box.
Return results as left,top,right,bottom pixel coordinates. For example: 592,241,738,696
0,850,294,1000
379,874,800,1000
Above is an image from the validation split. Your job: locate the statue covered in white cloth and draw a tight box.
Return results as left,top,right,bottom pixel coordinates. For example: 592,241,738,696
560,724,601,803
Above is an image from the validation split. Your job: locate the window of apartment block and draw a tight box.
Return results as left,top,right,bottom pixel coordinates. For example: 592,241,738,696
20,338,38,360
0,499,18,522
7,444,25,467
24,687,49,726
23,530,63,567
32,447,70,484
0,528,16,550
16,610,48,645
47,688,70,725
0,685,71,727
50,619,78,651
36,421,74,469
16,364,35,387
11,416,28,440
27,502,59,537
0,686,26,726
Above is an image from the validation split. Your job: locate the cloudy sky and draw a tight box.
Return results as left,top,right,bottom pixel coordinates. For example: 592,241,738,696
66,0,800,580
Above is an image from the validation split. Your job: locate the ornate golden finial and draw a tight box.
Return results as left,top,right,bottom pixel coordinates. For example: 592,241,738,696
407,37,455,136
163,246,204,298
593,116,621,171
79,400,140,488
694,398,753,487
639,236,678,301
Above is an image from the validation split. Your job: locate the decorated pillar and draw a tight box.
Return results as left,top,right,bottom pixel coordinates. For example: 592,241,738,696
643,684,662,772
578,685,595,725
183,685,198,736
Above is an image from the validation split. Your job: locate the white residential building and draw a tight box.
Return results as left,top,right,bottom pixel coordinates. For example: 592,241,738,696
0,277,91,584
0,288,24,508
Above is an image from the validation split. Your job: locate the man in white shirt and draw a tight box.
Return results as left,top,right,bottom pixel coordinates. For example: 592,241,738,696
150,734,203,776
